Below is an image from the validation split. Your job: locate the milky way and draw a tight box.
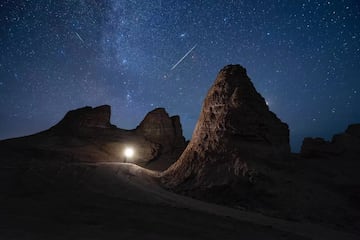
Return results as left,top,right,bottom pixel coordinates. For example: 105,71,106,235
0,0,359,151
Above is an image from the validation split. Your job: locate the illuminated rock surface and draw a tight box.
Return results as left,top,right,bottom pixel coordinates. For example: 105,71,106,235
161,65,360,232
162,65,290,189
136,108,186,154
1,105,186,170
0,66,359,239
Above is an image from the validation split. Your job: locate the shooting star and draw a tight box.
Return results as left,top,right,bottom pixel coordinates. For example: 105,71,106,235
171,44,197,70
74,31,84,43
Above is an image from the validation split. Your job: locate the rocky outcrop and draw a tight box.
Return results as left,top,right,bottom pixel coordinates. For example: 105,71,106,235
135,108,187,170
333,124,360,153
136,108,186,154
161,65,290,189
301,124,360,158
13,105,186,170
52,105,116,132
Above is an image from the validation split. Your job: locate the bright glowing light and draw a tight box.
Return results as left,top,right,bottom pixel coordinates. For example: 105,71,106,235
124,147,135,158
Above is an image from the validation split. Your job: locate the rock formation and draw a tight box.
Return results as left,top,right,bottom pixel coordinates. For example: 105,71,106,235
136,108,186,154
300,137,342,158
4,105,186,170
1,65,360,232
158,65,360,227
136,108,187,170
301,124,360,158
161,64,290,190
52,105,116,132
333,124,360,153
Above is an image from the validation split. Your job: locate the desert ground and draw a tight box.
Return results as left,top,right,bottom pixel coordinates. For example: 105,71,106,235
0,154,358,240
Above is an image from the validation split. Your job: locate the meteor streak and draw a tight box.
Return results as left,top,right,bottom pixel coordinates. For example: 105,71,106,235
74,31,84,43
171,44,197,70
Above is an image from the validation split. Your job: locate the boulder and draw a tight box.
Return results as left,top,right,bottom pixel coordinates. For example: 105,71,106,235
161,64,290,189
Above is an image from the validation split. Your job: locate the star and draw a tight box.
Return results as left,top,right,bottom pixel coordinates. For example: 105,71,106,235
0,0,359,153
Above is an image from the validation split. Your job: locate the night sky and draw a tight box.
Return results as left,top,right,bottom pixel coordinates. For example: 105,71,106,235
0,0,359,152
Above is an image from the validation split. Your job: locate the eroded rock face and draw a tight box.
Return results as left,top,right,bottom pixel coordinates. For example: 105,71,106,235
46,105,186,170
53,105,115,132
162,65,290,189
135,108,187,170
136,108,186,154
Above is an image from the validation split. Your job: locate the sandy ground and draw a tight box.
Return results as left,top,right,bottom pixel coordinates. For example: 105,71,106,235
1,161,358,240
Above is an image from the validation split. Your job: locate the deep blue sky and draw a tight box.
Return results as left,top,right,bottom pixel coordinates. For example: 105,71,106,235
0,0,359,152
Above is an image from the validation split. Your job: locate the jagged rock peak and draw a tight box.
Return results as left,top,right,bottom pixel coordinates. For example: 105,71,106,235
136,108,186,154
162,64,290,189
53,105,115,131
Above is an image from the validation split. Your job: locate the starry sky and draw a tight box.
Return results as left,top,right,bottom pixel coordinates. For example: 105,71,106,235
0,0,359,152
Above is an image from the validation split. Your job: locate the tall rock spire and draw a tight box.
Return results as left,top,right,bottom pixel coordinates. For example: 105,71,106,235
162,65,290,189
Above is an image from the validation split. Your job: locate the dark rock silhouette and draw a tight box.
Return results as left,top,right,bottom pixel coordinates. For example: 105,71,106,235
346,124,360,137
162,65,290,189
300,137,342,158
301,124,360,158
333,124,360,154
52,105,116,132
